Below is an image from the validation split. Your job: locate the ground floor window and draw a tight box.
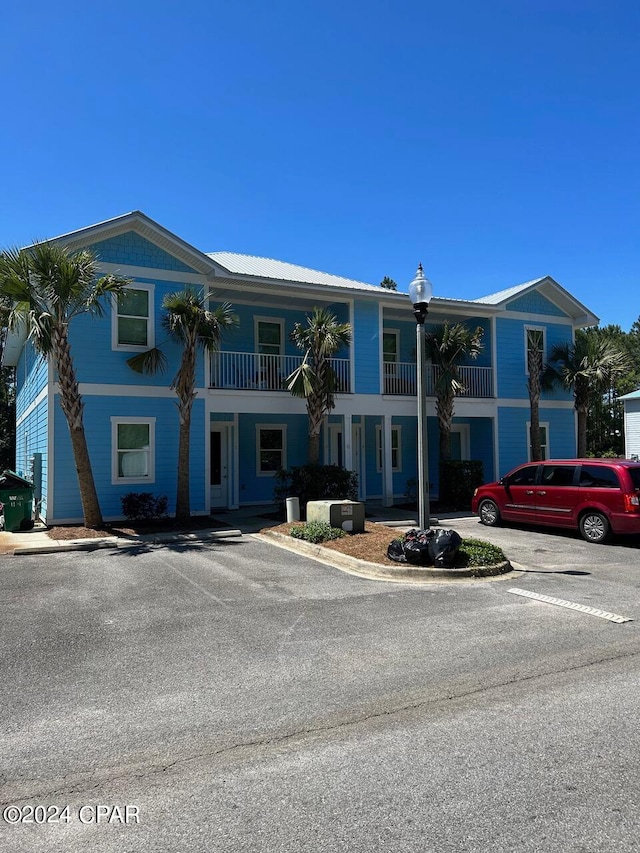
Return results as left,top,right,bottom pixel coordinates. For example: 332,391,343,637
111,417,155,483
527,422,549,461
256,425,286,475
376,425,401,472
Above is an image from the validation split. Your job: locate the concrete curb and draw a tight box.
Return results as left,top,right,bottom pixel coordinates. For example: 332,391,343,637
257,530,514,583
12,528,243,556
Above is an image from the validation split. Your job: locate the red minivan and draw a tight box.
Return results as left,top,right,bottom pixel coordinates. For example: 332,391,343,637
471,459,640,543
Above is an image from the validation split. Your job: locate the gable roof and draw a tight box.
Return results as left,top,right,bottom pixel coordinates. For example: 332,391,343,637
208,252,382,293
53,211,221,277
475,275,598,326
619,389,640,401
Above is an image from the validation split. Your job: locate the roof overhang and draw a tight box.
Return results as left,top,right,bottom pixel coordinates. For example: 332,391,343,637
51,211,224,278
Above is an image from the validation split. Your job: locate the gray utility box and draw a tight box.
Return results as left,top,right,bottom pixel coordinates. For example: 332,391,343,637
306,500,365,533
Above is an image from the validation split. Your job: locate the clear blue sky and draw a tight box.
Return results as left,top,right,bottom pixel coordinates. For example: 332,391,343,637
2,1,639,329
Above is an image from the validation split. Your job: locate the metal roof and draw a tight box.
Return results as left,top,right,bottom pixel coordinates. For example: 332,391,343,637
208,252,382,293
474,278,548,304
619,389,640,400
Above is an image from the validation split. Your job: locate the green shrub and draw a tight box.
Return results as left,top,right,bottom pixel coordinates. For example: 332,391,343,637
290,521,346,544
439,459,484,509
121,492,168,522
274,464,358,518
457,538,505,567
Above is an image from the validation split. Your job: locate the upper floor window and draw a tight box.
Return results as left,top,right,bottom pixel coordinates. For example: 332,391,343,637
383,331,399,365
113,285,154,350
111,417,155,484
255,318,283,355
525,326,545,376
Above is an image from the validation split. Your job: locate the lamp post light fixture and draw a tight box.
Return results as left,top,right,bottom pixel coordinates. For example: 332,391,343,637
409,263,433,530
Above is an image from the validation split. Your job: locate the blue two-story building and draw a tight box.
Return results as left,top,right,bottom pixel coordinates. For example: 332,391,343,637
2,211,598,524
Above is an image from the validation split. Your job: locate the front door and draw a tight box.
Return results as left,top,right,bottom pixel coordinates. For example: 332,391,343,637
210,428,228,508
502,463,540,524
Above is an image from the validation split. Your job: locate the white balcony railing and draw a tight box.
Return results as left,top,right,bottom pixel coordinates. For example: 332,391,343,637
383,362,493,397
210,351,351,393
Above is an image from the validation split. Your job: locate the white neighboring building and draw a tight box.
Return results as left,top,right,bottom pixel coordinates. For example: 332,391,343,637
620,389,640,460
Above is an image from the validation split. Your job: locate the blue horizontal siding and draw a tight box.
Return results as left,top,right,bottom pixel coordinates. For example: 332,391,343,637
506,291,567,317
52,395,207,522
497,406,576,477
88,232,197,273
496,317,574,400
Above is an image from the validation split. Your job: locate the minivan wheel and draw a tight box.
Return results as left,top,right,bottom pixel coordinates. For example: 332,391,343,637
579,511,610,544
479,499,501,527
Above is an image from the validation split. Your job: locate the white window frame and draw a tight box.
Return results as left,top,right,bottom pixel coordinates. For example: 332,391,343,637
112,283,155,351
527,421,549,462
376,424,402,472
524,326,546,376
382,329,400,364
450,424,471,460
254,316,284,355
255,424,287,477
111,416,156,484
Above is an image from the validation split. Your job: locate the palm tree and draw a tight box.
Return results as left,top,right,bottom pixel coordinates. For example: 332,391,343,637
0,242,130,527
526,328,544,461
286,307,352,464
545,329,631,457
425,321,484,464
127,288,237,521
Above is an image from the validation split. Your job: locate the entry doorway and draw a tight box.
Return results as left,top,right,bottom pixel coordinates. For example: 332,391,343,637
210,428,228,508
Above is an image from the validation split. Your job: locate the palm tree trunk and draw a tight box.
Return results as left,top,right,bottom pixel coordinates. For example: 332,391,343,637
577,405,588,457
436,393,454,462
176,416,191,520
174,337,197,521
528,348,542,461
308,433,321,466
53,324,103,528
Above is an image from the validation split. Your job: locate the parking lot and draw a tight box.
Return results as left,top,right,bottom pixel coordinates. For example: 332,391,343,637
1,523,639,852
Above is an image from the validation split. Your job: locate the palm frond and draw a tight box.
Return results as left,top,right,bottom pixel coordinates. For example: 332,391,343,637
125,347,168,375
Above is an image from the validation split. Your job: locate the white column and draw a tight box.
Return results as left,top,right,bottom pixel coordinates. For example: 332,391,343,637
343,413,352,472
382,414,393,507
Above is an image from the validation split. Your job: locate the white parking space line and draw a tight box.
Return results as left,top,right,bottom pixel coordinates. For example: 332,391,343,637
508,588,634,624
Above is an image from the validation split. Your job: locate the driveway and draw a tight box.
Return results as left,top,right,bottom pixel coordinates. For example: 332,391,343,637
1,530,639,851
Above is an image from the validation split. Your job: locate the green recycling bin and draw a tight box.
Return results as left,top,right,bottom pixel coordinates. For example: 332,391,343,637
0,471,35,532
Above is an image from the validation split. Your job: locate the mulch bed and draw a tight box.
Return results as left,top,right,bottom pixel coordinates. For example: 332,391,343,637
263,521,404,566
47,516,231,541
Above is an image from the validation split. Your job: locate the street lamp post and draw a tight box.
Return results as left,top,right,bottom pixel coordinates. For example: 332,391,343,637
409,263,433,530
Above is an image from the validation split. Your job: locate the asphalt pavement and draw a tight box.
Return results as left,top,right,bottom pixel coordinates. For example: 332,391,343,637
1,519,639,851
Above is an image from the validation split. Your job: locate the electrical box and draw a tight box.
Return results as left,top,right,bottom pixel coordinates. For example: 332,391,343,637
306,500,365,533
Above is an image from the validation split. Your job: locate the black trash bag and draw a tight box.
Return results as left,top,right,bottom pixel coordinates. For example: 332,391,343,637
386,538,407,563
427,528,462,568
386,528,435,565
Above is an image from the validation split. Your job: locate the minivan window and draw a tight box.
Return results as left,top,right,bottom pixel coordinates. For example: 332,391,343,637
507,465,538,486
628,467,640,491
579,465,620,489
541,465,577,487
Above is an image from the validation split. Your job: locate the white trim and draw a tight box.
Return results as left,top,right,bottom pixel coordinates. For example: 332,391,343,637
111,283,156,352
526,420,550,461
15,387,48,427
254,316,284,354
496,309,575,326
490,315,498,397
98,261,208,285
111,416,156,485
255,423,287,476
496,399,573,409
376,423,402,473
343,413,352,472
450,424,471,460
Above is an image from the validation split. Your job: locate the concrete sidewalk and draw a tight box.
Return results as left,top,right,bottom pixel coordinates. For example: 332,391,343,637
0,502,475,556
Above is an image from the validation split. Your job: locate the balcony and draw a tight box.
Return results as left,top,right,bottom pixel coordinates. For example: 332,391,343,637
210,351,351,393
383,362,494,397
